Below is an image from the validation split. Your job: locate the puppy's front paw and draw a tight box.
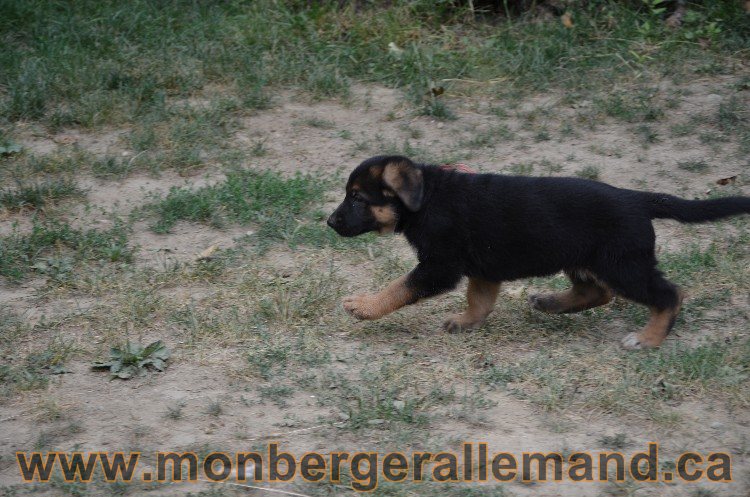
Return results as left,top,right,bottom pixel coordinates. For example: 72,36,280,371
342,294,382,320
442,313,480,334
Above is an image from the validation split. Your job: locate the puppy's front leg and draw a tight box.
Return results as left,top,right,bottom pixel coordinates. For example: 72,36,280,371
343,275,415,320
343,262,462,320
443,278,501,333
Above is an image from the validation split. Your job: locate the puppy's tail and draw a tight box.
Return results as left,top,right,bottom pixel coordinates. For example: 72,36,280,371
641,192,750,223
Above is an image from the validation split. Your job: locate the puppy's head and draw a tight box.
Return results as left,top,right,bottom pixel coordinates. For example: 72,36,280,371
327,155,424,237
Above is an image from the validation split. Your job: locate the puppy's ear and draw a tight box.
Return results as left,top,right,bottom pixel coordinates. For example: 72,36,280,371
383,159,423,211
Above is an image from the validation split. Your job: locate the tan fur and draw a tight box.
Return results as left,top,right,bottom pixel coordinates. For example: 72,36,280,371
382,160,409,192
370,205,397,233
382,159,423,211
368,164,384,179
343,275,415,320
621,290,684,349
636,308,676,347
443,278,501,333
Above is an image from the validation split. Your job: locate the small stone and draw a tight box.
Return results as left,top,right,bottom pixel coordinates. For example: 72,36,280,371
710,422,723,430
393,400,405,411
367,419,385,426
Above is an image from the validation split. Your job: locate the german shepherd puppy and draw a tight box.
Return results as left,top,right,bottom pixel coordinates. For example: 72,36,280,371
327,155,750,349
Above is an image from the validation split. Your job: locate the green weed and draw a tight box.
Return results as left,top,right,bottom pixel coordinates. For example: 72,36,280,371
91,340,170,380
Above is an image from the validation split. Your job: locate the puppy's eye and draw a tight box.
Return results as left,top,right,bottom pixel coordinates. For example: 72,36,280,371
351,191,363,201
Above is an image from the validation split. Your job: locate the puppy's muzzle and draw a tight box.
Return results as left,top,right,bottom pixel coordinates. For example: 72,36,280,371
327,213,341,230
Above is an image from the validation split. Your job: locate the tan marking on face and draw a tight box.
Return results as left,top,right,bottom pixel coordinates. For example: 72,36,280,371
370,205,397,234
342,275,415,320
443,278,501,332
382,159,423,211
368,164,384,180
382,161,406,191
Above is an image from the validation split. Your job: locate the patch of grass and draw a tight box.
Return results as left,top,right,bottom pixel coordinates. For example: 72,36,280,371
258,264,343,324
486,340,748,416
717,96,750,156
534,128,551,142
145,169,326,243
0,219,132,282
634,124,659,146
206,399,223,417
0,336,76,399
91,156,135,178
507,162,534,175
0,150,83,181
258,384,295,408
165,401,185,420
598,433,631,450
461,125,514,148
247,339,290,380
303,67,351,100
1,0,747,128
250,138,268,157
575,165,600,181
299,117,336,129
593,89,664,123
633,342,743,386
332,361,431,430
0,134,22,156
399,124,423,140
1,149,149,182
420,98,456,121
659,244,720,285
670,122,697,137
0,179,83,211
677,159,710,173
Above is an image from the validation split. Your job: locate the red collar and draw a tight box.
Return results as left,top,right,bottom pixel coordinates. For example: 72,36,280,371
439,163,476,174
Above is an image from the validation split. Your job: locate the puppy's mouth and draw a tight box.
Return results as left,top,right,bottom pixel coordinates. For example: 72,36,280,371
326,217,369,237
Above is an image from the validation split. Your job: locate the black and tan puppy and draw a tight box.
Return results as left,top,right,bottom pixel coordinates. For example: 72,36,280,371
327,155,750,349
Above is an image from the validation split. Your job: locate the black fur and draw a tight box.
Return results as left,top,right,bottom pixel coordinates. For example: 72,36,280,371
328,155,750,315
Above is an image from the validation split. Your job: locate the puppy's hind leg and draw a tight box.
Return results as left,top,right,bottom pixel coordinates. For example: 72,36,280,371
529,270,613,314
443,278,501,333
620,273,684,350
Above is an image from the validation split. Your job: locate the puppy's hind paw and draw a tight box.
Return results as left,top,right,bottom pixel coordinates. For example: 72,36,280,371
528,294,543,310
528,294,559,313
621,332,643,350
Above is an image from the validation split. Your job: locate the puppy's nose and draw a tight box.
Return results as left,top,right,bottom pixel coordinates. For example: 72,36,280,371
327,214,337,228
